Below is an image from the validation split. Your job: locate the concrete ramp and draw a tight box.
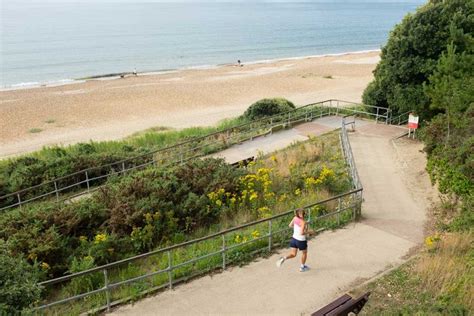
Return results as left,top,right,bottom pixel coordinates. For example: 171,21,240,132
210,116,370,164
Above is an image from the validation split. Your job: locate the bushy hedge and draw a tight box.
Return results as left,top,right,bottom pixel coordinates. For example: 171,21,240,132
0,122,241,209
243,98,295,120
0,158,244,279
0,241,41,314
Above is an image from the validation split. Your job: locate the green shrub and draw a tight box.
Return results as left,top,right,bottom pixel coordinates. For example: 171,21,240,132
362,0,473,118
243,98,295,120
0,241,41,314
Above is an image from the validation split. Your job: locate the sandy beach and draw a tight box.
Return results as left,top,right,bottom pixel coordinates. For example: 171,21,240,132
0,51,379,158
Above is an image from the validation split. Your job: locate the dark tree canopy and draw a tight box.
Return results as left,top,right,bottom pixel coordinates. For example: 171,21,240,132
362,0,474,119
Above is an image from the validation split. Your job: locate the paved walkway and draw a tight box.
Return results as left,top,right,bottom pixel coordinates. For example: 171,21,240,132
110,120,434,316
210,116,370,164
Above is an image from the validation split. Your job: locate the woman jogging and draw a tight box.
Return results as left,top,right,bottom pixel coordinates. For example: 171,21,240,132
276,208,309,272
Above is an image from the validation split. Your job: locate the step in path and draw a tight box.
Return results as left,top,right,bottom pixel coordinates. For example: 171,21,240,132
110,120,437,316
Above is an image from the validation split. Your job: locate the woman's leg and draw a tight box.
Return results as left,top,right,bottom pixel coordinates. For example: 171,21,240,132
301,249,307,265
286,247,297,259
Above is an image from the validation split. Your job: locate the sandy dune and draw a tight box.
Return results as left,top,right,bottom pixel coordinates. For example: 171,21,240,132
0,51,379,158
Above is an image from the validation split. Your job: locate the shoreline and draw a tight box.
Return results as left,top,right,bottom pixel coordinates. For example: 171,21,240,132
0,50,380,158
1,49,380,92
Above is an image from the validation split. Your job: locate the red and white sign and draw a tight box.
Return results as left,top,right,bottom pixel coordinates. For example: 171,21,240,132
408,113,419,129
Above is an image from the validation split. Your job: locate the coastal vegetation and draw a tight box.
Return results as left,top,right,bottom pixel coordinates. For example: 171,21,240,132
0,130,352,314
0,98,301,210
242,98,295,120
0,97,353,313
358,0,473,312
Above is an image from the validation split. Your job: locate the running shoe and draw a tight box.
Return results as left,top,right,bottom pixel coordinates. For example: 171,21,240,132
299,265,309,272
276,257,285,267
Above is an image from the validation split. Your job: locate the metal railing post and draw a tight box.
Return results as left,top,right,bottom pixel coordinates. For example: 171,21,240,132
307,208,312,230
222,235,226,270
352,193,356,220
268,220,272,252
337,197,342,226
54,181,59,202
122,162,126,174
103,269,111,312
17,193,22,210
376,107,379,123
85,171,90,192
167,250,173,289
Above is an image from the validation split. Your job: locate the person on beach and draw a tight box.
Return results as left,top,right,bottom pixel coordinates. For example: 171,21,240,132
276,208,309,272
237,59,243,67
133,68,137,76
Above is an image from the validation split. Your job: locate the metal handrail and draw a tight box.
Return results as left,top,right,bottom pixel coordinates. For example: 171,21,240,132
0,99,383,212
341,115,362,192
34,189,363,312
0,101,332,209
0,99,378,212
388,110,411,125
33,117,364,313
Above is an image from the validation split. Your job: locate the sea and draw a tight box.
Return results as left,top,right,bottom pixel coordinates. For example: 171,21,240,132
0,0,424,89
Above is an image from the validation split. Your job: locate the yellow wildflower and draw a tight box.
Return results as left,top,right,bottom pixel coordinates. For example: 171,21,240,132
40,262,50,270
79,235,87,242
257,206,271,218
234,234,242,243
94,233,107,244
251,230,260,239
425,236,434,248
295,188,301,196
28,253,37,261
249,192,258,201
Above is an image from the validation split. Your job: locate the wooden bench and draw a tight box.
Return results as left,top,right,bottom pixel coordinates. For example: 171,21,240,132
312,292,370,316
231,156,255,168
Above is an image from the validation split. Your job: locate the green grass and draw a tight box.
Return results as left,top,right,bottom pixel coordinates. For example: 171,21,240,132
44,119,56,124
323,75,333,79
351,199,474,315
28,128,43,133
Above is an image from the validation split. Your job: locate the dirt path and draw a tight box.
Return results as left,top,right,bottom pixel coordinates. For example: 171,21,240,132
109,122,437,316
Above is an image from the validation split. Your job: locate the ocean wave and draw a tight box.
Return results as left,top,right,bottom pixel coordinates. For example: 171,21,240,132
0,49,381,92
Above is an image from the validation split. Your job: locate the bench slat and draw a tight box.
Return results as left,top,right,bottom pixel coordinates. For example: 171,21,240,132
311,294,352,316
326,292,371,316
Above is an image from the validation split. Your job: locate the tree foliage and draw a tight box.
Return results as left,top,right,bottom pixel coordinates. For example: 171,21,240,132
363,0,474,118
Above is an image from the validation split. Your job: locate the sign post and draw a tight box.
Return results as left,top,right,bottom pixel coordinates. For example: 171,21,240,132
408,113,419,139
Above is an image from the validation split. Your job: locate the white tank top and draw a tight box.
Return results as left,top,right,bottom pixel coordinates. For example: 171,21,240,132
292,216,306,241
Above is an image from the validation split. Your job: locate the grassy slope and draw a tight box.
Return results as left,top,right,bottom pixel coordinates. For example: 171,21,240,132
352,201,473,315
